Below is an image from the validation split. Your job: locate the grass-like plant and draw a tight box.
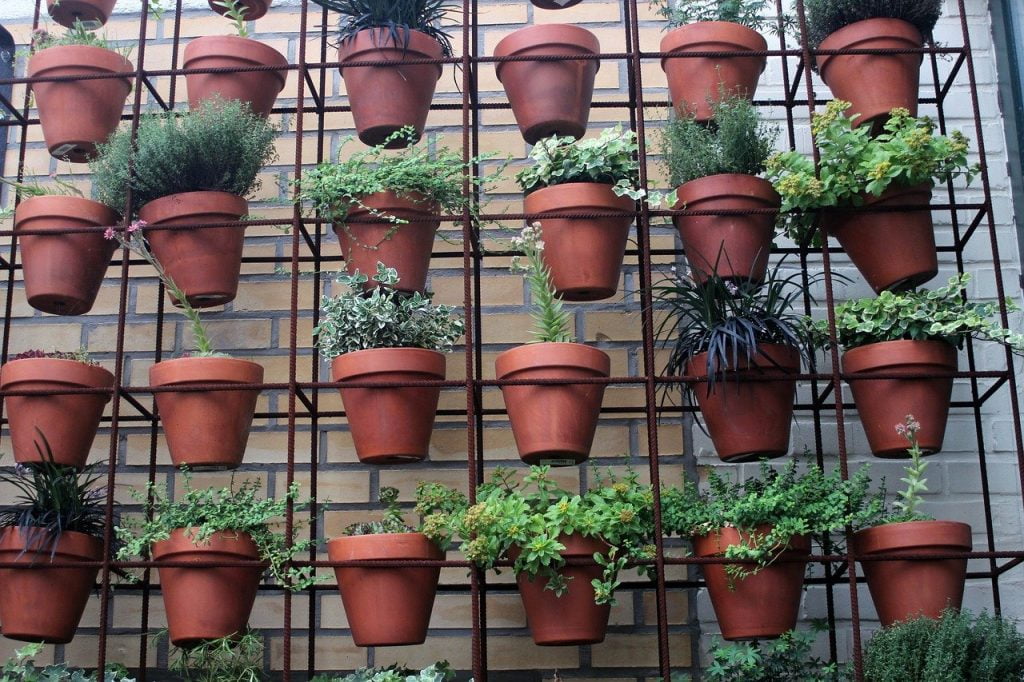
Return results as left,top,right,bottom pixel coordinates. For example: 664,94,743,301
166,629,263,682
0,643,134,682
309,0,456,57
649,0,787,33
804,0,943,50
510,223,572,344
27,21,131,58
516,126,645,200
310,662,456,682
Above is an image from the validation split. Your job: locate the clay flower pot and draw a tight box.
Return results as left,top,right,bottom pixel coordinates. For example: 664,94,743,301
152,529,262,647
15,195,118,315
495,342,609,465
149,357,263,470
0,357,114,468
827,184,936,294
673,174,779,283
335,191,439,294
494,24,600,144
208,0,271,20
531,0,583,7
524,183,634,301
660,21,767,121
331,348,446,464
513,534,610,646
28,45,132,162
688,344,799,462
139,191,248,309
328,533,443,646
817,18,924,131
183,35,287,118
47,0,116,28
854,520,971,627
842,339,957,458
694,529,810,641
338,28,443,148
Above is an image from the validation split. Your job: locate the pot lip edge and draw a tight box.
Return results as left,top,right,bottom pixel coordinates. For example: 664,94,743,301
660,20,768,52
0,356,115,387
495,342,611,378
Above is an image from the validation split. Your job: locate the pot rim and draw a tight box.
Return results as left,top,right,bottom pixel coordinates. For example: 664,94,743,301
495,342,611,379
327,532,444,561
344,190,441,218
149,356,264,386
842,339,958,374
183,34,289,77
151,528,260,559
853,519,972,554
28,43,133,77
817,17,924,75
686,343,800,378
0,356,115,389
660,20,768,57
331,347,447,382
138,191,248,224
338,27,445,65
14,194,120,228
693,528,811,557
494,23,601,78
675,173,780,207
0,527,104,561
524,182,637,213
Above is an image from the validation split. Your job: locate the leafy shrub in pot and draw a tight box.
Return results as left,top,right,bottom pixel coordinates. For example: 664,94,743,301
311,662,457,682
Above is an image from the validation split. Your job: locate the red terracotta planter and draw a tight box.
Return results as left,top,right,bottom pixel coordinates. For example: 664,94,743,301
335,191,439,294
524,183,635,301
338,29,443,147
827,184,936,294
660,21,767,121
183,35,287,118
139,191,248,309
208,0,271,20
328,533,442,646
0,357,113,468
28,45,132,162
152,529,262,647
331,348,446,464
688,344,799,462
531,0,583,7
854,520,971,627
817,18,924,131
47,0,116,28
495,342,609,465
694,529,810,641
15,195,118,315
494,24,600,144
842,339,957,458
674,174,779,283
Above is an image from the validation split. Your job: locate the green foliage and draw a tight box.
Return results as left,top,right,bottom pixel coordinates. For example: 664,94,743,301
310,0,455,57
211,0,253,37
699,625,845,681
509,223,573,344
650,0,786,33
804,0,943,50
888,415,933,523
0,643,133,682
310,662,456,682
11,348,95,364
166,629,264,682
28,22,130,58
343,486,414,536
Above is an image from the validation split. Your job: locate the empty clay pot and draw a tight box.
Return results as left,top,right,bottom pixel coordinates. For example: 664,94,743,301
338,28,443,147
328,533,443,646
15,195,118,316
331,348,446,464
660,21,767,120
46,0,116,28
694,530,810,641
494,24,600,144
152,529,262,647
139,191,248,309
0,357,114,469
688,344,799,462
495,342,609,466
28,45,132,162
674,174,780,283
842,339,957,458
524,183,634,301
0,528,102,643
335,191,439,294
854,520,971,627
183,35,287,118
208,0,271,20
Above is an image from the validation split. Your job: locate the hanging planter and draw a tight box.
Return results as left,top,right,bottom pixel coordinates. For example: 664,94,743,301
208,0,271,20
46,0,116,28
531,0,583,7
183,36,287,118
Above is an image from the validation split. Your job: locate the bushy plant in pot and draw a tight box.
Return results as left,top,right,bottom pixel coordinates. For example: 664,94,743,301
315,263,464,463
516,126,644,301
46,0,117,29
92,98,277,308
768,100,976,293
660,95,780,283
310,662,456,682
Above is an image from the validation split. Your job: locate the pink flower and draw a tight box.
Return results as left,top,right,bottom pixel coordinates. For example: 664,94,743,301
128,219,147,234
103,227,115,240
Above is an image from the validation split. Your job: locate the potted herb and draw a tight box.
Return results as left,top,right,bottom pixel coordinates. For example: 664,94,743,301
209,0,272,21
315,263,464,463
660,95,780,283
516,127,644,301
115,475,319,646
695,624,844,681
496,224,610,464
311,662,456,682
92,98,277,308
809,274,1024,457
165,629,264,682
767,100,976,293
46,0,117,28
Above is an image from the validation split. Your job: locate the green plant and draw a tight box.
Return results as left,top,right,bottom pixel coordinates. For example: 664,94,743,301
0,643,133,682
804,0,943,50
688,624,846,681
211,0,252,37
27,22,130,58
166,629,263,682
310,662,457,682
887,414,931,523
509,222,573,344
650,0,788,33
10,348,95,364
309,0,455,57
0,172,85,219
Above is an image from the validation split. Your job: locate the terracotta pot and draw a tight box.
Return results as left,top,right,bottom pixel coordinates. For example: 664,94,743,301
335,191,439,294
494,24,600,144
149,357,263,470
139,191,247,309
28,45,132,163
660,21,767,121
854,520,971,627
842,339,957,458
46,0,116,28
524,183,634,301
817,18,924,131
331,348,446,464
328,533,442,646
0,357,113,468
15,195,118,315
688,344,799,462
338,28,443,148
694,529,810,641
183,35,287,118
827,184,936,294
208,0,270,20
531,0,583,7
513,533,610,646
152,529,262,647
673,174,779,283
495,342,609,465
